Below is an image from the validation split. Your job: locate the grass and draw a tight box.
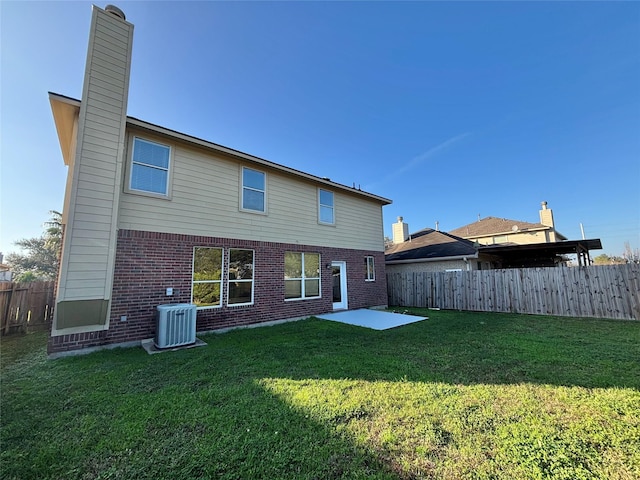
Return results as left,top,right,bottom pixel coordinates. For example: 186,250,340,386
1,309,639,479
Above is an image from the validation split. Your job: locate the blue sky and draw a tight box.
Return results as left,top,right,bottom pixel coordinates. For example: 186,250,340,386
1,1,639,258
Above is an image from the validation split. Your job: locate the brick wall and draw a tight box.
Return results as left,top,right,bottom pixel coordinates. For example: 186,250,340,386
48,229,387,355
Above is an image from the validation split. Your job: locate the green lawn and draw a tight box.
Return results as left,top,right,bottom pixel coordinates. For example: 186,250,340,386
1,309,639,479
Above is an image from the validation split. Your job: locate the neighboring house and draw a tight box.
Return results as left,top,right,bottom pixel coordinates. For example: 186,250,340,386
385,217,492,273
449,202,601,268
449,202,567,246
48,5,391,356
0,254,12,282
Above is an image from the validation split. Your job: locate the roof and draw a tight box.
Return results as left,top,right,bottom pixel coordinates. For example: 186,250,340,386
449,216,549,238
385,229,478,263
478,238,602,256
48,92,392,206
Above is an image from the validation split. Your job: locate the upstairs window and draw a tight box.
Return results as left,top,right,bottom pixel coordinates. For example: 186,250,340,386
285,252,321,300
318,189,334,225
130,137,170,195
365,256,375,281
228,249,254,306
192,247,223,308
242,167,266,213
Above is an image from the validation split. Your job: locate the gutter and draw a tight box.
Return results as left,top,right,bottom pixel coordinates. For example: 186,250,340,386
385,253,479,265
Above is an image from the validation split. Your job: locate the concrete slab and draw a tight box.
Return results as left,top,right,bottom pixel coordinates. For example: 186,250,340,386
316,309,428,330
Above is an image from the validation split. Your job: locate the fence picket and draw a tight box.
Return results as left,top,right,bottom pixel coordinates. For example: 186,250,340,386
0,281,55,334
387,265,640,320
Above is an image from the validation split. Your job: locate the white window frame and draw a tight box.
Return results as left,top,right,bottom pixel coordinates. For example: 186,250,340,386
227,248,255,306
128,136,172,198
240,166,267,214
284,252,321,301
192,247,224,309
318,189,335,225
365,256,375,282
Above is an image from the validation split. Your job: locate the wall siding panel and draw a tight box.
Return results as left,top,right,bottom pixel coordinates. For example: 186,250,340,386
56,7,133,310
118,135,386,252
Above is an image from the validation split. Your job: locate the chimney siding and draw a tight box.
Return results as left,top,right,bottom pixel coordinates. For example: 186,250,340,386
392,217,409,243
539,202,555,229
55,6,133,331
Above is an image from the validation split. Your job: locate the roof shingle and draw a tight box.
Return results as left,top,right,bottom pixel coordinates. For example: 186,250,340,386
385,229,477,262
449,216,547,238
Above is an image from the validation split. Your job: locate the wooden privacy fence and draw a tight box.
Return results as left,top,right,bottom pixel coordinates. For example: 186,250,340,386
387,264,640,320
0,281,56,334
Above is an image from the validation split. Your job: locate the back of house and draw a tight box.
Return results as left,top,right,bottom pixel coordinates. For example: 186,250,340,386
48,5,391,357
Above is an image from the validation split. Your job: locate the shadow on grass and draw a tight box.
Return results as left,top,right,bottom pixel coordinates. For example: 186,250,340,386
2,310,638,479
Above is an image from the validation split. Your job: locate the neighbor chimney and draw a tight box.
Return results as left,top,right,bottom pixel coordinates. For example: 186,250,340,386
539,201,555,228
54,5,133,332
392,216,409,243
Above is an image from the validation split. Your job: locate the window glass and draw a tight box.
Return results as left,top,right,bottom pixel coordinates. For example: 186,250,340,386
228,249,254,305
243,189,265,212
319,189,334,224
365,256,375,281
242,167,266,212
304,253,320,278
284,252,302,279
243,168,265,190
285,280,302,300
319,189,333,206
285,252,321,300
131,138,170,195
193,283,221,307
304,279,320,297
192,247,223,307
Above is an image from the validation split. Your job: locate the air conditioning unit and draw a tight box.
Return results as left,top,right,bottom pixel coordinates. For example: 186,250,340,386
155,304,196,349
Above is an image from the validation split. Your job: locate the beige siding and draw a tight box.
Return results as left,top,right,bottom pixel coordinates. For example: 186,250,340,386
119,133,385,252
473,230,549,246
57,7,133,304
386,259,472,274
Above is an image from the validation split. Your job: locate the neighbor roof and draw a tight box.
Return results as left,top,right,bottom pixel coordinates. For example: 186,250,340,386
449,216,564,239
385,229,477,263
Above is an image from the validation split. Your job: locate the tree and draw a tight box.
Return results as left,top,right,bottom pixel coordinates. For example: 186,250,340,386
622,242,640,264
593,254,625,265
6,211,62,282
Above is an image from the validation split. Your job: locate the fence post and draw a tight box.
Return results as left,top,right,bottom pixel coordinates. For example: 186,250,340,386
3,283,17,335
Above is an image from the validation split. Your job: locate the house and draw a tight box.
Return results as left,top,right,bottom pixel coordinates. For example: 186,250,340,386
47,5,391,356
449,202,601,267
449,202,567,246
387,204,603,271
385,217,492,273
0,253,12,282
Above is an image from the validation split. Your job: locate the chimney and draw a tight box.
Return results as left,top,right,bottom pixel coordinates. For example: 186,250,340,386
435,221,439,232
54,5,133,332
539,201,555,228
392,216,409,243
